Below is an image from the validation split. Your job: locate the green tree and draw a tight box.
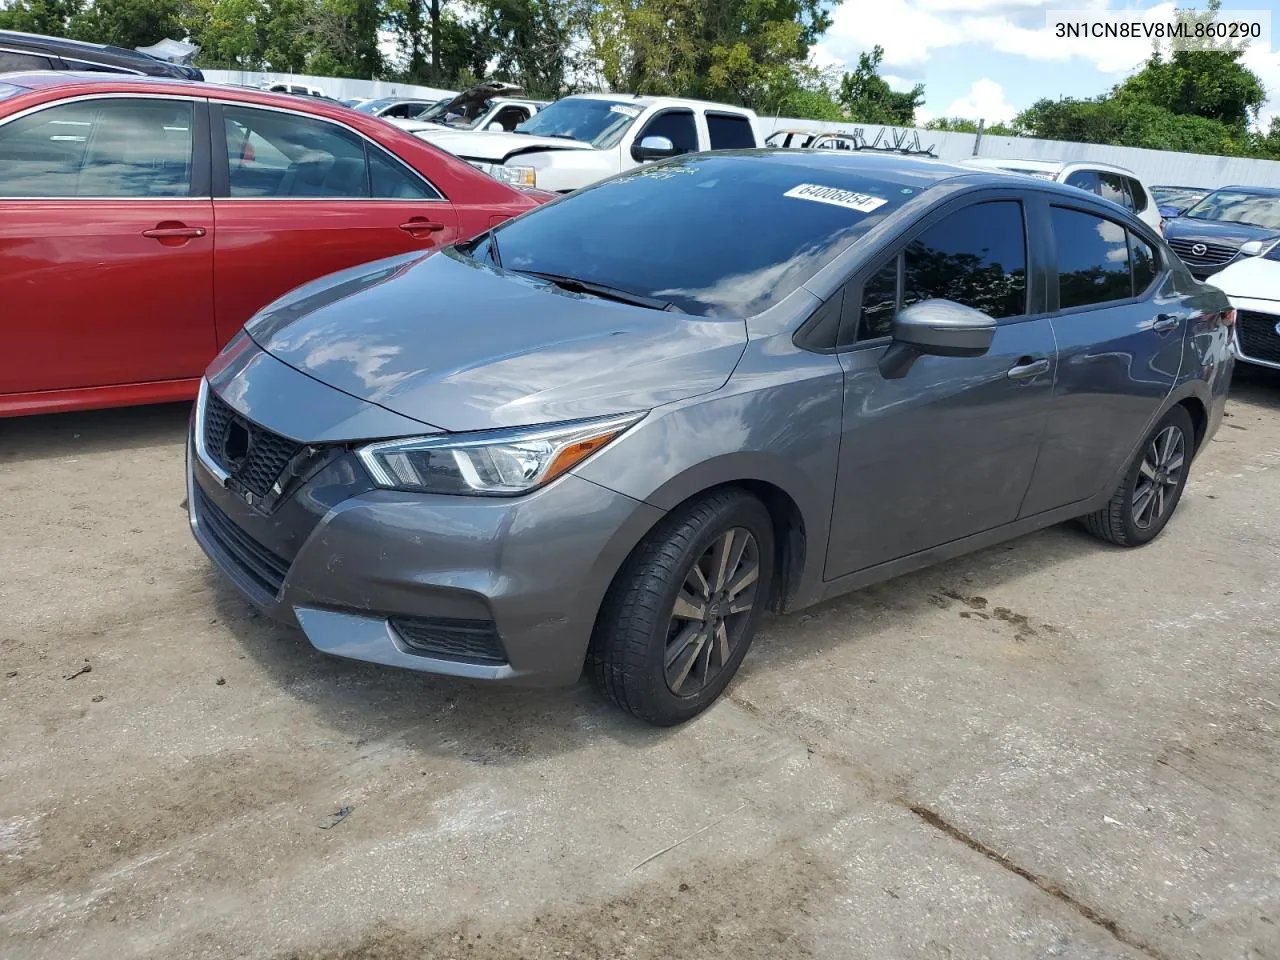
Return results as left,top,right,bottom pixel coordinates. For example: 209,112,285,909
836,45,923,125
590,0,837,108
0,0,83,36
925,117,1017,136
68,0,184,49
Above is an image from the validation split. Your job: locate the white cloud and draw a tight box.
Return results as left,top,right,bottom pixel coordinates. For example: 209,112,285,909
940,77,1017,122
812,0,1280,129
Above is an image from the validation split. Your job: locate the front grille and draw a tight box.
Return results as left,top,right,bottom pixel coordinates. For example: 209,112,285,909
1237,310,1280,365
203,390,303,499
391,616,507,664
1168,237,1239,267
193,485,290,603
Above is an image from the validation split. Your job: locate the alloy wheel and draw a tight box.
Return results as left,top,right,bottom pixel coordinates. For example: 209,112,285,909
1132,424,1185,530
663,527,761,696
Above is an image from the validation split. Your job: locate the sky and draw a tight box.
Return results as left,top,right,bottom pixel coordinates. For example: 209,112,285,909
810,0,1280,128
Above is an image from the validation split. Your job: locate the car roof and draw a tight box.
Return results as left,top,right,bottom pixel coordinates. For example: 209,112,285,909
963,156,1146,178
0,29,166,66
0,72,377,120
565,91,757,115
1209,185,1280,196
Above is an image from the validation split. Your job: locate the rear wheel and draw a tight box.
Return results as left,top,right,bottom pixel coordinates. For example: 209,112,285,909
590,489,774,726
1082,405,1193,547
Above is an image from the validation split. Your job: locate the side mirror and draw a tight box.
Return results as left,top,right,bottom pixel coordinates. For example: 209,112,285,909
1239,239,1268,256
632,135,678,162
487,121,506,132
878,299,996,380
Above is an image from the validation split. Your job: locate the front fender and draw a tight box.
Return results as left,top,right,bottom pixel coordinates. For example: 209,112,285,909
573,336,845,610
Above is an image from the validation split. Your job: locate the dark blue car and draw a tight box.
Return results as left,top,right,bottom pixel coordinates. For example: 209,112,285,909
1163,186,1280,280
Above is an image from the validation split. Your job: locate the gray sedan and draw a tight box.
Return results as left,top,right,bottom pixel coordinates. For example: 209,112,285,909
189,150,1235,725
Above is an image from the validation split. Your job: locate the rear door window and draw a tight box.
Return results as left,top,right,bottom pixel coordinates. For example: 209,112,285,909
1051,206,1134,308
1097,172,1132,211
1064,169,1100,194
637,110,698,154
0,97,194,197
706,112,756,149
0,51,54,71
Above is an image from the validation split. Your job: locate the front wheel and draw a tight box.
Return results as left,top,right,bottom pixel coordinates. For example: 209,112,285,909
590,489,774,726
1082,405,1194,547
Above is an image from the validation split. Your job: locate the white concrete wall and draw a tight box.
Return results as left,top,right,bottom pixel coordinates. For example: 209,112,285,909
203,70,456,103
758,116,1280,190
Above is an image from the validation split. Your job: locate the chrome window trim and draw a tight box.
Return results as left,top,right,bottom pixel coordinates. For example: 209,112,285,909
59,56,146,76
0,92,207,200
214,98,448,202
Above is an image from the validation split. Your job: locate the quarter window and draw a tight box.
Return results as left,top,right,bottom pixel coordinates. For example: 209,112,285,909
1051,206,1133,308
0,97,194,197
857,260,899,341
1125,177,1149,213
637,110,698,154
706,112,755,150
902,200,1028,319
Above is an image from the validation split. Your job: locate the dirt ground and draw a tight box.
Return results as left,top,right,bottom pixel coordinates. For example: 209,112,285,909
2,369,1279,960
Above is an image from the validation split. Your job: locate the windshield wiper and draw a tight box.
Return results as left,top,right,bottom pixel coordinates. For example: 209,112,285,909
519,270,682,312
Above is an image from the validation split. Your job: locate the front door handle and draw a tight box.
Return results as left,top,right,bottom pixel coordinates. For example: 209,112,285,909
1007,357,1050,381
1152,313,1180,333
399,218,446,236
142,222,206,242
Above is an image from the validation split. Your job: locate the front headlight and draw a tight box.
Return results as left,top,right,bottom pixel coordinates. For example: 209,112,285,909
491,164,537,188
357,413,644,496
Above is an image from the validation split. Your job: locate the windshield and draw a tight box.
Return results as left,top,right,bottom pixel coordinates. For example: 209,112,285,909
354,98,398,114
513,97,641,147
1152,186,1204,208
474,153,921,316
1184,189,1280,229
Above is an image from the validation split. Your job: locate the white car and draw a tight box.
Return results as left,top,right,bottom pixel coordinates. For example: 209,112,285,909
263,81,326,97
960,157,1162,234
419,93,761,192
387,81,545,138
1206,255,1280,370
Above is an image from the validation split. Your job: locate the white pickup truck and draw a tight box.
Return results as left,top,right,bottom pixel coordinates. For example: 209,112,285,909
417,93,762,192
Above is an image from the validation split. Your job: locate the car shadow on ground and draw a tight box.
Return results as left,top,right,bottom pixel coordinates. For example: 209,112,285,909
1,401,192,464
1228,364,1280,408
208,520,1104,761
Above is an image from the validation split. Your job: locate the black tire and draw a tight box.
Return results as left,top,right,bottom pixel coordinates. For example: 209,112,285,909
1082,405,1194,547
590,488,775,726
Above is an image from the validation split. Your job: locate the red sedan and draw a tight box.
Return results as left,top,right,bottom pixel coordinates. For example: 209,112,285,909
0,72,551,417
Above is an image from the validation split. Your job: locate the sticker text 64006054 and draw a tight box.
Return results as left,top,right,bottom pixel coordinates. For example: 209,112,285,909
783,183,888,213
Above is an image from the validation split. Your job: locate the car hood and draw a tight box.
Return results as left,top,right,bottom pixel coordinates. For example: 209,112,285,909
244,250,747,433
418,129,595,162
1164,217,1280,247
1204,256,1280,300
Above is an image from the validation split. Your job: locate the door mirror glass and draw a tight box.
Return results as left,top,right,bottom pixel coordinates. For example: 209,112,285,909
879,299,995,379
632,135,677,162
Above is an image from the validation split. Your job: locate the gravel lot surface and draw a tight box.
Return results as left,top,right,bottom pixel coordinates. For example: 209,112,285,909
2,370,1278,960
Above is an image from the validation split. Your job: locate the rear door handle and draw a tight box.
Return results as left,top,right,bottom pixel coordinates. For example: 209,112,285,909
1153,313,1180,333
399,219,446,235
1007,357,1050,380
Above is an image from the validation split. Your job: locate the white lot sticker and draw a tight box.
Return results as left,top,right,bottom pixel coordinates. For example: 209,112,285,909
783,183,888,213
610,104,641,117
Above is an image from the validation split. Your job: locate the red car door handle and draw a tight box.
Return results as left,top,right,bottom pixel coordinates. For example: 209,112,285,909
399,219,446,234
142,225,206,240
